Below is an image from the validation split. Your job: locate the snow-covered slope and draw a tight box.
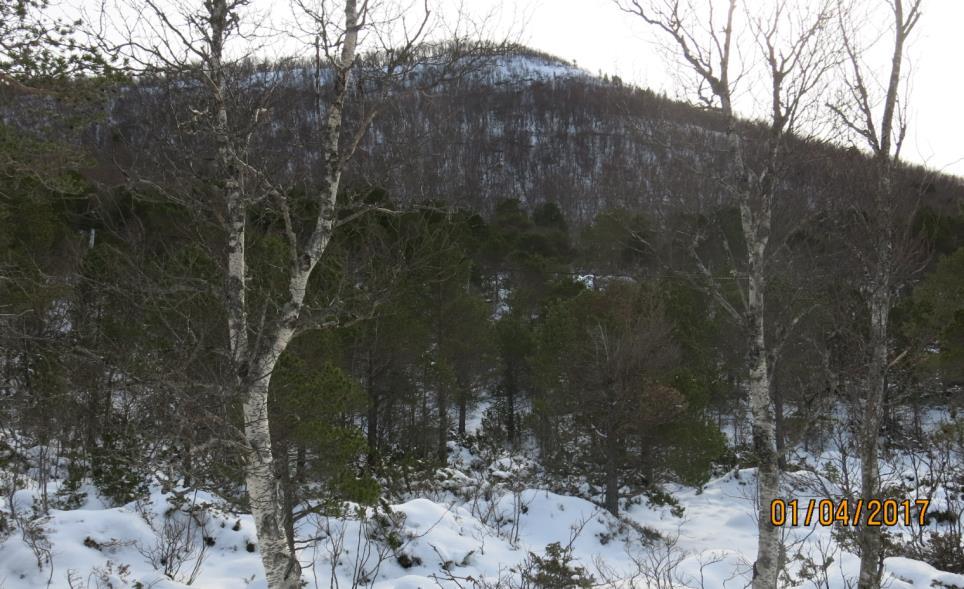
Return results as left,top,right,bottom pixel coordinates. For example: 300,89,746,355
471,55,591,85
2,443,963,589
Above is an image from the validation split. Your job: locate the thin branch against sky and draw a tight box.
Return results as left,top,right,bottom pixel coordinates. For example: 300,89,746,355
467,0,964,178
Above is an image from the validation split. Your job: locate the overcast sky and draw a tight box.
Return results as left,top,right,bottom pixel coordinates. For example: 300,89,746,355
469,0,964,179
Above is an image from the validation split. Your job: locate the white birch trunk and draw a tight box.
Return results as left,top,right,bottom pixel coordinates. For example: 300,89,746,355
746,231,781,589
854,2,918,583
857,280,889,589
728,108,781,589
235,3,359,587
857,161,896,589
241,376,301,589
204,1,301,583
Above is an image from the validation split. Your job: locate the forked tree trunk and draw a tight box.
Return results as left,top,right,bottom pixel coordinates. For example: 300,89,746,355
223,1,360,585
617,0,823,570
851,3,920,582
207,0,302,581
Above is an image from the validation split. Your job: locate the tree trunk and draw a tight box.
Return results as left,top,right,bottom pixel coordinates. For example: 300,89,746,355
852,0,919,579
278,441,296,556
749,346,781,589
457,388,467,436
436,285,448,463
367,393,379,466
774,381,786,470
504,366,516,446
183,441,193,488
744,202,781,589
857,260,891,589
242,376,302,589
214,30,303,585
604,428,619,516
437,384,448,463
295,444,306,483
366,348,379,466
231,2,359,585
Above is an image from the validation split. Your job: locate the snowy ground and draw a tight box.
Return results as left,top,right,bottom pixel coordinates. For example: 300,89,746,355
2,467,962,588
1,408,962,588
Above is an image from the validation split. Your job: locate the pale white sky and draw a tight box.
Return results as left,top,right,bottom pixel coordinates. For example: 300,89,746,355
470,0,964,178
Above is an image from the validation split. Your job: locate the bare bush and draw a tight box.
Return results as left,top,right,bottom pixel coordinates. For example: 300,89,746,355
135,493,212,585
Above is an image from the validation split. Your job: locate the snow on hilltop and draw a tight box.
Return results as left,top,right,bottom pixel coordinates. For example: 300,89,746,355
477,54,592,85
230,50,592,90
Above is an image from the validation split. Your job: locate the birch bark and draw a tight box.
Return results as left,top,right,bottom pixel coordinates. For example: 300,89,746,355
613,2,836,584
229,2,361,586
838,4,922,585
741,186,781,589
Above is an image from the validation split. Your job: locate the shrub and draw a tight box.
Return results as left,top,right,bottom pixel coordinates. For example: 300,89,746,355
519,542,594,589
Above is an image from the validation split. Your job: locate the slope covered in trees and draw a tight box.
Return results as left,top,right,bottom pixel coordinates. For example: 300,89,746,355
70,48,963,225
1,1,963,588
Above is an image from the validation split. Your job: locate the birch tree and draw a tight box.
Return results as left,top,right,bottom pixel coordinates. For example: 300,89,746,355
616,1,835,586
96,0,488,586
148,2,366,585
830,1,924,586
232,3,360,585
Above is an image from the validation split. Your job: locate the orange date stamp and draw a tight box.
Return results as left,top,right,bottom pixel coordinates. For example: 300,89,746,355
769,498,930,527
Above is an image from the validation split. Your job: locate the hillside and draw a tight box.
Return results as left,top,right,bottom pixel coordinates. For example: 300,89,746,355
78,49,963,224
3,3,964,588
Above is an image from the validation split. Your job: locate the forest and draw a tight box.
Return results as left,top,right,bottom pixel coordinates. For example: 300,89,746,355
1,0,962,588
